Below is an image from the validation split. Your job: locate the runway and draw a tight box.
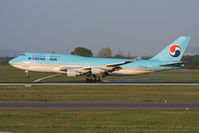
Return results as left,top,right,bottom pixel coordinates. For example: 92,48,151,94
0,82,199,86
0,102,198,110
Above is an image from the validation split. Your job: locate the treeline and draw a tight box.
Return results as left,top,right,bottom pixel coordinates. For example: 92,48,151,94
182,55,199,69
71,47,113,58
0,57,13,65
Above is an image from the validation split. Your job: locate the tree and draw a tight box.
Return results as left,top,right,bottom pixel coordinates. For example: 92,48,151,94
97,47,112,58
71,47,93,57
115,50,125,58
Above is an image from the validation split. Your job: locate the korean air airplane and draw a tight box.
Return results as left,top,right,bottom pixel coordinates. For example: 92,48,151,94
9,36,190,82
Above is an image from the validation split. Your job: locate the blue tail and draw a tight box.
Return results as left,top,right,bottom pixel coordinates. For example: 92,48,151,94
151,36,191,61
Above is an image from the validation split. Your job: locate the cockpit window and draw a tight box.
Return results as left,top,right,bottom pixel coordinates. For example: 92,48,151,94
20,54,25,56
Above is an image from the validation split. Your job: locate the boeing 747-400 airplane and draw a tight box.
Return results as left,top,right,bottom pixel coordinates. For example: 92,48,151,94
9,36,190,82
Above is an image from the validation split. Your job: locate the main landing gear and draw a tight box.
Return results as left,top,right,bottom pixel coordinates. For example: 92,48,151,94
25,70,30,79
86,75,102,83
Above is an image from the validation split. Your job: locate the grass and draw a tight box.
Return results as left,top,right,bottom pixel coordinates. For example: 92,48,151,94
0,65,198,133
0,110,198,133
1,65,199,82
0,65,85,82
0,85,198,102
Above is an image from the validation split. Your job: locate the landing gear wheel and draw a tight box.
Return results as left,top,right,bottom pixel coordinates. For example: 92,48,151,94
26,76,30,79
93,75,102,83
86,78,93,83
85,75,102,83
94,79,101,83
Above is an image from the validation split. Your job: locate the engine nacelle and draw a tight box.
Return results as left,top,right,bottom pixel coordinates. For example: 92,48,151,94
67,70,81,77
91,67,105,75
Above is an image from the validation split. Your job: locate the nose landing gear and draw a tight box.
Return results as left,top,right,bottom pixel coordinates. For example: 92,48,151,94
25,71,30,79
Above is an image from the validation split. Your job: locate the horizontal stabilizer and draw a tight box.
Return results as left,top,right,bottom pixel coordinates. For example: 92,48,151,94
160,61,185,67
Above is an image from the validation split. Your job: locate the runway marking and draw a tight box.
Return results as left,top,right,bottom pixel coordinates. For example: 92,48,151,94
0,102,198,110
0,83,199,86
33,74,61,82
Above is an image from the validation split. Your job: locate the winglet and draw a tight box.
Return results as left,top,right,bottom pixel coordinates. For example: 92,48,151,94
135,57,142,61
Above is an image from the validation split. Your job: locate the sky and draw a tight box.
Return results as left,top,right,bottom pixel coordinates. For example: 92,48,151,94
0,0,198,56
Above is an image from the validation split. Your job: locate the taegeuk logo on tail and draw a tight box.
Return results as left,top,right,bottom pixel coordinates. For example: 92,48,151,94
169,45,182,57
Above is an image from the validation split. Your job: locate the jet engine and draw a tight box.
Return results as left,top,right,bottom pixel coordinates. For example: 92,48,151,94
91,67,105,75
67,70,81,77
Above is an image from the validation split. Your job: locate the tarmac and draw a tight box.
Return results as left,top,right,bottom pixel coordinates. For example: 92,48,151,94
0,102,198,110
0,82,198,110
0,82,199,86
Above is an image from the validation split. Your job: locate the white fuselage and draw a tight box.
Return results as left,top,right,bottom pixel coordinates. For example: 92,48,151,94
10,62,158,76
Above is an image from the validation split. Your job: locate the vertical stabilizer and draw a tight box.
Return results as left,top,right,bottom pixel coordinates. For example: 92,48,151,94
151,36,191,61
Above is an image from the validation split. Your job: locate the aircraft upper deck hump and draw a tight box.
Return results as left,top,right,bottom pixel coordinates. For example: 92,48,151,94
151,36,191,61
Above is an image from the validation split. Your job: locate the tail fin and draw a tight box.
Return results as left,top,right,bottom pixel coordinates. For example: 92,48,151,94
151,36,191,61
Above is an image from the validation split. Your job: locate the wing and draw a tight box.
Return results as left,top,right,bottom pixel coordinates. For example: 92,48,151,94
62,60,133,73
106,60,134,67
60,58,139,76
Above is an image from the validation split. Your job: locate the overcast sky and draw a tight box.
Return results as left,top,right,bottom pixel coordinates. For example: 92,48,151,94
0,0,198,56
